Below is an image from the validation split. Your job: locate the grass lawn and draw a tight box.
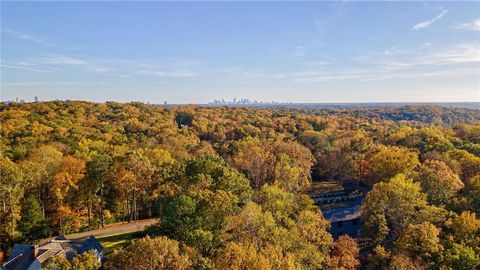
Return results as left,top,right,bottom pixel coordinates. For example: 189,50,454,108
97,231,144,255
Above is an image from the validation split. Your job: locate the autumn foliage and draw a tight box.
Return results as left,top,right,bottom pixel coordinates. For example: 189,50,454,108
1,101,479,269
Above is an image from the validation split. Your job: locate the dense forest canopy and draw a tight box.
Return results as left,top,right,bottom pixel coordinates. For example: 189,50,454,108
1,101,479,269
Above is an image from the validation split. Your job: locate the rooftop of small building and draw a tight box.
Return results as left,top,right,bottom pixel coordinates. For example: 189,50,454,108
320,195,363,223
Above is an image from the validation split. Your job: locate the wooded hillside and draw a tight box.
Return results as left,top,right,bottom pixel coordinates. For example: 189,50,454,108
1,101,479,269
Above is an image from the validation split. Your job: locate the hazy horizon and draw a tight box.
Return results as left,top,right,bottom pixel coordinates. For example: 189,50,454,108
4,98,480,107
2,1,480,103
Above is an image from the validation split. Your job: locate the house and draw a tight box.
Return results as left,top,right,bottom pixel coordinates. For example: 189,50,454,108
309,181,364,238
2,235,103,270
321,196,363,238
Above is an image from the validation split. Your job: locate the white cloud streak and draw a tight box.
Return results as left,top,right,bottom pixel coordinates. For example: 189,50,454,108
421,42,432,48
455,18,480,31
274,43,480,83
419,43,480,65
412,10,448,30
1,29,54,46
41,55,87,65
2,81,111,86
1,64,55,73
137,70,196,78
2,54,200,79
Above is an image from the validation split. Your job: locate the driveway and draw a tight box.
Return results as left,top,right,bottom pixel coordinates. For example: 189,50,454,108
39,218,159,243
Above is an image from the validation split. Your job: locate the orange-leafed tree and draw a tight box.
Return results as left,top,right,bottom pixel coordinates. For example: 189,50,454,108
329,235,360,270
50,156,85,233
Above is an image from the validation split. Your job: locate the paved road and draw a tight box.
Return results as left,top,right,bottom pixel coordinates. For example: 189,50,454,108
40,218,159,243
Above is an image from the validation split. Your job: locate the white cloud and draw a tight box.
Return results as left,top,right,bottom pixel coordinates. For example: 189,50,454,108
382,46,408,56
1,29,54,46
303,60,332,66
294,46,308,57
421,42,432,48
88,66,115,73
3,81,111,86
213,67,265,79
276,70,371,82
361,68,479,82
356,43,479,67
275,65,478,83
1,63,55,73
42,55,87,65
420,43,480,65
455,18,480,31
210,42,479,84
4,54,202,80
273,42,480,83
412,10,448,30
138,70,196,78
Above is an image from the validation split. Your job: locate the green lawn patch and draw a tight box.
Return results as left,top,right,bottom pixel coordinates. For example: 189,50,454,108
97,231,145,255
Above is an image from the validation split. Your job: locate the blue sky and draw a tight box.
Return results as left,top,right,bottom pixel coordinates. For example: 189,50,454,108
2,1,479,103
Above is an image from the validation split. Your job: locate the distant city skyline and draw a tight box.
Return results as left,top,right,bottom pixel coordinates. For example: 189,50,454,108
4,96,479,111
2,2,479,103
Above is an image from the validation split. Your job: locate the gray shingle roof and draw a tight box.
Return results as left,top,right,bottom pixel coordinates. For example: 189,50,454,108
2,235,103,270
3,245,34,270
79,235,104,253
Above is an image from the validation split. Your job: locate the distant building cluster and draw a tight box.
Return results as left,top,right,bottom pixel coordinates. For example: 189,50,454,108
2,97,39,104
208,98,291,106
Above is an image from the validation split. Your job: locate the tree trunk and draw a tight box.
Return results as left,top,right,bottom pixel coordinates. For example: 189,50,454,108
9,189,15,239
147,200,152,218
100,180,105,228
39,188,44,217
129,192,134,222
133,191,137,221
124,199,128,222
40,186,46,217
87,196,92,230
